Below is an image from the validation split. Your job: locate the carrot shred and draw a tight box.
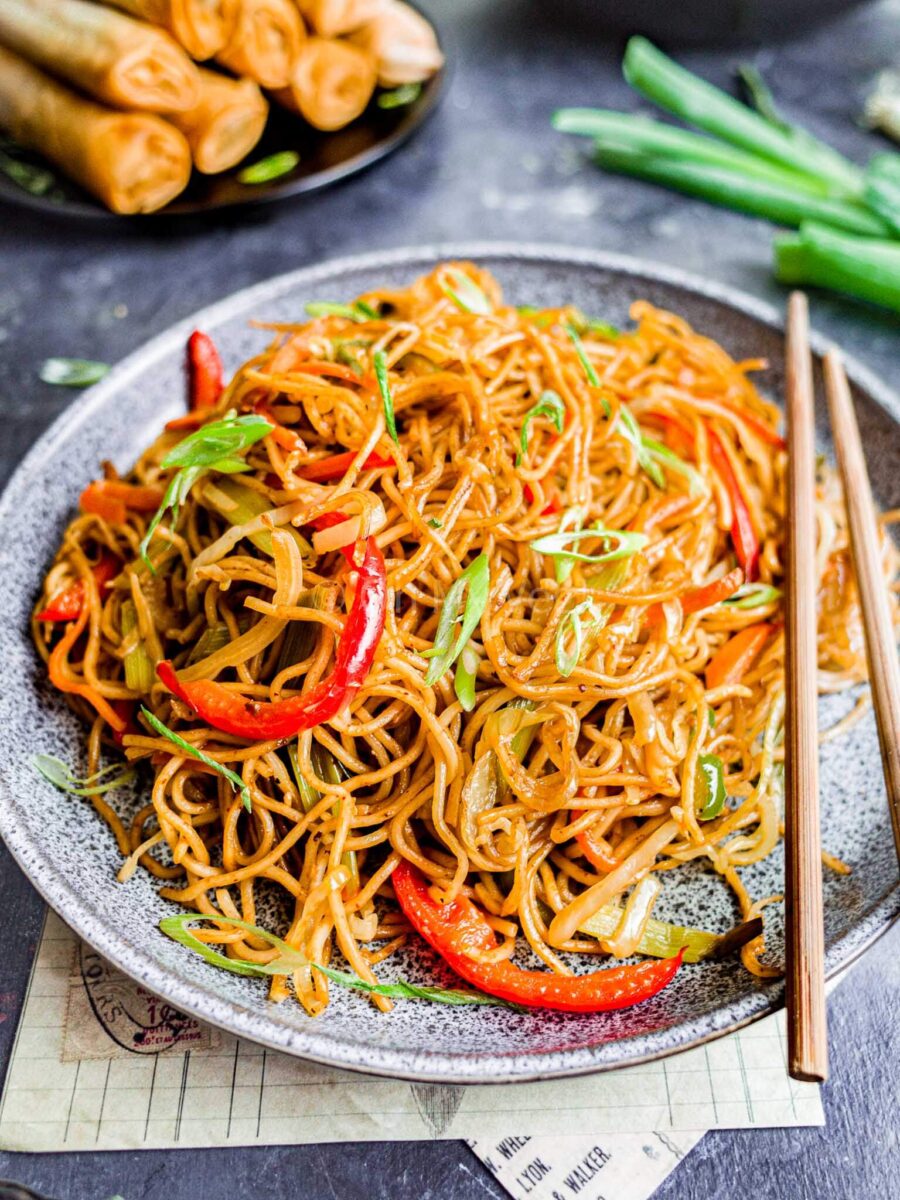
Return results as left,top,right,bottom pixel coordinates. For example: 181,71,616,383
47,604,126,732
80,480,163,524
706,623,772,690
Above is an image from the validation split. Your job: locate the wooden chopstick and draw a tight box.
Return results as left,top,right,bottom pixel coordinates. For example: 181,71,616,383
823,350,900,868
784,292,828,1083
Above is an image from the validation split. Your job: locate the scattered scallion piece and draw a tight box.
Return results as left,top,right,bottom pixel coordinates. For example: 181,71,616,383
40,358,110,387
723,582,782,609
373,349,399,444
120,599,155,692
530,527,648,567
141,706,252,812
377,82,422,109
695,753,727,820
287,742,357,888
427,517,443,529
516,389,565,466
32,754,135,797
305,300,379,322
554,598,599,677
454,641,480,710
554,557,630,676
237,151,299,184
423,553,490,686
617,404,665,488
564,320,599,387
643,437,705,496
440,268,491,315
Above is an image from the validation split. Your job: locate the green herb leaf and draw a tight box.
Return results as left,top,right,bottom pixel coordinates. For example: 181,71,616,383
373,349,399,444
454,641,480,711
617,404,665,488
567,308,620,339
139,412,272,570
306,300,378,322
565,322,611,415
141,707,253,811
40,358,110,387
377,82,422,109
695,752,727,820
424,553,491,686
427,517,443,529
530,527,648,566
723,582,782,609
516,389,565,466
440,268,492,315
32,754,135,797
314,962,520,1008
237,151,299,185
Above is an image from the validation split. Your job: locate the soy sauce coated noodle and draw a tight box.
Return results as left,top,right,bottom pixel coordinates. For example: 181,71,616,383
33,263,898,1014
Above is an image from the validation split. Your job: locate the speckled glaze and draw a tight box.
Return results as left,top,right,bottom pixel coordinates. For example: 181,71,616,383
0,245,897,1083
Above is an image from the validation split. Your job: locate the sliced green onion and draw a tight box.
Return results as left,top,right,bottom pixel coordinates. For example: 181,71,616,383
423,553,490,686
554,598,597,677
120,599,155,692
427,517,443,529
141,706,252,812
563,305,621,338
40,358,110,387
237,151,299,185
530,527,648,566
516,389,565,466
643,437,705,496
186,622,231,666
580,902,722,963
723,582,782,609
565,320,607,403
552,505,583,584
695,752,727,820
554,557,631,676
377,82,422,109
736,64,790,131
305,300,378,322
440,268,491,315
774,221,900,315
275,585,331,674
617,404,665,488
622,36,863,198
287,742,357,887
32,754,135,798
454,641,480,711
373,349,399,444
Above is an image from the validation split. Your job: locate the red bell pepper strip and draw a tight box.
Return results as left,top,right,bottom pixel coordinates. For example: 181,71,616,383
156,514,386,741
296,450,394,482
706,622,772,690
187,331,224,410
572,812,618,873
36,551,120,622
706,428,760,582
523,480,564,515
391,860,682,1013
111,700,139,746
644,567,745,629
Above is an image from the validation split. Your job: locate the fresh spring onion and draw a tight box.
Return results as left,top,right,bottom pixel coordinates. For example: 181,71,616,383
237,151,299,185
140,412,273,569
553,557,631,677
622,36,863,199
736,64,790,132
617,404,665,488
551,505,583,584
517,389,565,466
40,358,110,387
305,300,379,322
159,911,516,1007
287,741,358,889
454,641,480,711
695,752,727,820
775,220,900,314
140,706,252,812
564,320,609,407
33,754,135,797
530,527,648,567
423,553,491,685
723,582,782,609
274,585,333,675
642,437,705,496
439,268,491,315
120,599,155,692
373,349,399,444
460,700,538,853
579,899,723,963
376,82,422,109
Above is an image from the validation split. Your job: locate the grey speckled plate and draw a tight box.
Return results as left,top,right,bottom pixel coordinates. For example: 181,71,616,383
1,245,898,1083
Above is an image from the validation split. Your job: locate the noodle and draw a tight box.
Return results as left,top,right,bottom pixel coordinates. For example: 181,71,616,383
33,262,899,1008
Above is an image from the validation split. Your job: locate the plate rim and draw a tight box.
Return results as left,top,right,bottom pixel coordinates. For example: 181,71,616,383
2,241,898,1083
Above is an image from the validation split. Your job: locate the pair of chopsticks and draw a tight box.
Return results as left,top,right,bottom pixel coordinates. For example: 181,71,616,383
784,292,900,1083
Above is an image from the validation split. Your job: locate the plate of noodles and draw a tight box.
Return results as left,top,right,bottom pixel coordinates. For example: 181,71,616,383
1,245,898,1082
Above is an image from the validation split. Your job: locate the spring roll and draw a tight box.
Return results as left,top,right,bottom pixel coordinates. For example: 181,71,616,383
274,36,375,131
0,0,200,113
169,67,268,173
348,0,442,87
295,0,385,37
101,0,230,61
217,0,305,89
0,46,192,213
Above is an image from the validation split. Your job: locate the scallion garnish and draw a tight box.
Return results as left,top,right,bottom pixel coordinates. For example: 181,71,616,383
737,64,789,131
373,349,399,444
617,404,665,488
643,437,705,496
516,389,565,466
565,322,611,415
141,706,252,812
423,553,490,686
554,599,598,677
32,754,135,797
530,527,648,567
306,300,379,322
440,268,491,315
427,517,443,529
40,358,110,387
723,582,782,609
139,412,272,570
237,151,299,185
160,911,517,1007
695,753,727,820
453,641,480,710
377,82,422,109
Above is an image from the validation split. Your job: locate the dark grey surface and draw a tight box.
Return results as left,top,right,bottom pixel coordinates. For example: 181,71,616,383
0,0,898,1195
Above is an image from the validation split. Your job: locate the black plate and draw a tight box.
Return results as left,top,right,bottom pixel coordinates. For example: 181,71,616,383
0,20,445,220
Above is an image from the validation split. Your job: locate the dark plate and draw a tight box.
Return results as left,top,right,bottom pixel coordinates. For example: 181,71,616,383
0,16,445,221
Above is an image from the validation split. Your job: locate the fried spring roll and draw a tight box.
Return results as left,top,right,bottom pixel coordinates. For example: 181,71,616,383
217,0,305,89
101,0,230,61
169,67,268,173
295,0,385,37
0,0,200,113
348,0,442,87
274,36,375,131
0,46,192,213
